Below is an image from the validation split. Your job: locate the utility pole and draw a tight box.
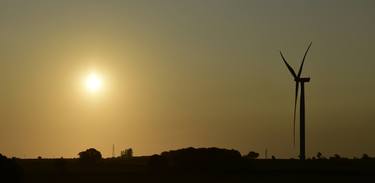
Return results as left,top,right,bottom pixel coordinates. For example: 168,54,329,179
112,144,115,158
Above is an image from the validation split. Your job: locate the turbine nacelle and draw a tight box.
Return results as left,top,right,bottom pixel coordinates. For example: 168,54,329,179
295,77,310,82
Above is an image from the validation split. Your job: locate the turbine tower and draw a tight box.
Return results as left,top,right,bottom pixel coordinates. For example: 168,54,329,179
279,42,312,160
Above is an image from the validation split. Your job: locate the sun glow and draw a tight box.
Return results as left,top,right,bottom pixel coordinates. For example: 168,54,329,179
85,73,102,93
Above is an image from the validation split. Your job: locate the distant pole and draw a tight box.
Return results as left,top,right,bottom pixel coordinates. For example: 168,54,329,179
112,144,115,158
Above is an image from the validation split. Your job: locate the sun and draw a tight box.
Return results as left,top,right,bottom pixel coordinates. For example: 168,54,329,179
85,73,102,93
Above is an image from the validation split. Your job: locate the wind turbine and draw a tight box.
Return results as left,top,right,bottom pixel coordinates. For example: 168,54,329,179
280,42,312,160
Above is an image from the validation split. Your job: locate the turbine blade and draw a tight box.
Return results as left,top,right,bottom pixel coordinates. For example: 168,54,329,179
293,82,299,147
280,51,297,79
297,42,312,77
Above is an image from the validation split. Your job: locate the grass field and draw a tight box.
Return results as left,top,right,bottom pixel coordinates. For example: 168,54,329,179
2,157,374,183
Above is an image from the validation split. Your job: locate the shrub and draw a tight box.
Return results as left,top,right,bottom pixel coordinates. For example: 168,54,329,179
244,151,259,159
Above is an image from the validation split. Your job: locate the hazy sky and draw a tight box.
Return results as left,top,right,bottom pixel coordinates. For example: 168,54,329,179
1,0,375,158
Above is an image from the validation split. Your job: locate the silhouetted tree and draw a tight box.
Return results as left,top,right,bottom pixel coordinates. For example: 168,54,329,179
362,153,370,160
78,148,102,162
271,155,276,160
120,148,133,159
244,151,259,159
